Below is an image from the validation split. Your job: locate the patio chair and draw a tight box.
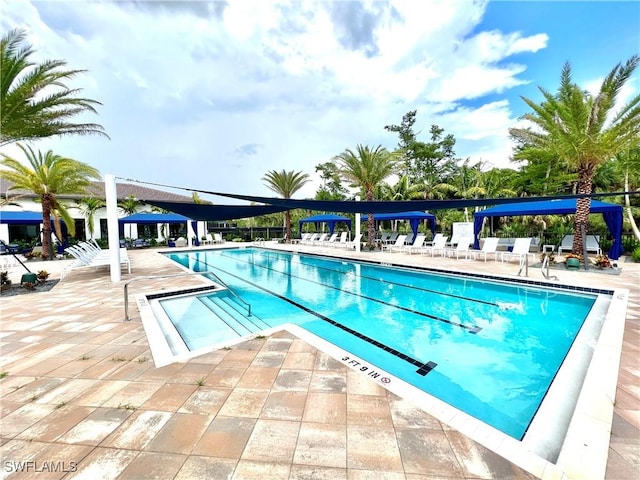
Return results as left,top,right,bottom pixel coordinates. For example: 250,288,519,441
302,233,318,244
406,234,427,254
444,236,473,259
213,233,225,244
339,233,362,249
469,237,500,262
313,233,328,245
499,238,534,263
386,232,399,244
383,234,407,252
404,232,414,245
379,232,390,243
322,233,339,246
420,235,448,256
332,232,349,247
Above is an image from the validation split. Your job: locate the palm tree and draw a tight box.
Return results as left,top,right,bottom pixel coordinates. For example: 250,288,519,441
614,147,640,241
510,55,640,255
262,170,310,242
76,197,105,240
0,28,108,146
119,195,141,240
0,144,100,259
334,144,397,247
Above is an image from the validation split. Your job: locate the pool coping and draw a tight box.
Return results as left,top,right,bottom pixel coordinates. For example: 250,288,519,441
137,247,630,479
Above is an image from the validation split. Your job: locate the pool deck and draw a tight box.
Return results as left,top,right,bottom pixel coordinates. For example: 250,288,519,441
0,243,637,479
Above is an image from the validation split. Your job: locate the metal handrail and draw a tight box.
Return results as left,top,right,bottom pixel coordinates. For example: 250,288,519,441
123,270,251,321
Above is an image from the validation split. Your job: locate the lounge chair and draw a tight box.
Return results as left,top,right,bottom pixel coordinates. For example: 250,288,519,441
499,238,534,263
383,234,407,252
404,232,414,245
379,232,390,243
406,234,427,254
302,233,318,244
213,233,225,244
323,233,338,246
313,233,328,245
557,234,601,255
332,232,349,247
339,233,362,249
62,245,130,279
445,236,473,259
420,235,448,256
386,232,399,244
469,237,500,262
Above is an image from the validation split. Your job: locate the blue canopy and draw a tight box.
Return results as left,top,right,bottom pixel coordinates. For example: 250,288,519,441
299,214,351,235
119,213,191,224
0,211,46,225
373,211,436,238
473,199,624,259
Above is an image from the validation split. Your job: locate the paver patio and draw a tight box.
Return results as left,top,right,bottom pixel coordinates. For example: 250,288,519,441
1,244,638,479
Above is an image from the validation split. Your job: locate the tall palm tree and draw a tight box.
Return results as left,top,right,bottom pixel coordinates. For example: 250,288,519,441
0,28,108,146
76,196,105,240
334,144,397,247
0,144,100,259
119,195,141,240
510,55,640,255
262,169,310,242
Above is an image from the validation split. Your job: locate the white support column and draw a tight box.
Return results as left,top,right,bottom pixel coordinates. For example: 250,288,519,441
355,195,361,252
105,174,121,282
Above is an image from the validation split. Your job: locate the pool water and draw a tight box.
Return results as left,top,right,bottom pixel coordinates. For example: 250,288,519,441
164,247,597,440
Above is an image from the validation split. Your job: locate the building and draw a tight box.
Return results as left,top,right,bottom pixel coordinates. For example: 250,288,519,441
0,179,207,246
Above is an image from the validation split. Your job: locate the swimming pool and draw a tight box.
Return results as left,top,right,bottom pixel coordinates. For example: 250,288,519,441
157,247,608,442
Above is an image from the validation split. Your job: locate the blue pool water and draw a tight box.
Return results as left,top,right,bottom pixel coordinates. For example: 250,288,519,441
164,247,596,440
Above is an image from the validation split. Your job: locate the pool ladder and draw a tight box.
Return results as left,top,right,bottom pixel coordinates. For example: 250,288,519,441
123,270,251,321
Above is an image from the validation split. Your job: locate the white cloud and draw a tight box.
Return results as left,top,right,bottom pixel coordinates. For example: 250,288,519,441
1,0,553,199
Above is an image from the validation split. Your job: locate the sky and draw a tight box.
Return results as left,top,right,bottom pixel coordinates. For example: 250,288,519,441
2,0,639,202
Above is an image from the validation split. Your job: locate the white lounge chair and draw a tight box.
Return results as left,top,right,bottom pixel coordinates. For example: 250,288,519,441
499,238,534,263
213,233,225,244
445,236,473,259
332,232,349,248
469,237,500,262
404,232,414,245
420,235,448,256
406,233,427,254
302,233,318,244
62,245,130,279
383,234,407,252
323,233,338,246
379,232,390,243
386,232,399,244
313,233,328,245
339,233,362,249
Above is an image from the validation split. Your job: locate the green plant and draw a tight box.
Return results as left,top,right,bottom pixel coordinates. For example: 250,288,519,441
594,254,612,268
632,246,640,263
36,270,49,283
118,403,137,411
196,377,206,387
0,271,11,287
111,356,127,362
55,401,66,409
0,371,8,379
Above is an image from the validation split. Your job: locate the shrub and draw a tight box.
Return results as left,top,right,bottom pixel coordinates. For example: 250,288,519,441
632,247,640,263
36,270,50,283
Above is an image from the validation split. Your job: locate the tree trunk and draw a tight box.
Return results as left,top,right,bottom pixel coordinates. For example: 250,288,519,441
366,189,376,247
41,194,52,260
572,164,595,255
285,210,292,242
624,169,640,242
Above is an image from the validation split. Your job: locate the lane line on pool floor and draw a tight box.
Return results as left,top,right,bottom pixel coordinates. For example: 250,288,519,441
210,251,483,334
203,263,440,377
254,249,500,307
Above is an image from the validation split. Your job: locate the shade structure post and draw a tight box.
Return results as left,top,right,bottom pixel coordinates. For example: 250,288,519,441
105,174,121,282
355,196,361,252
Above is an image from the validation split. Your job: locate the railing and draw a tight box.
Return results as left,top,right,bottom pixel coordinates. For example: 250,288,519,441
123,270,251,321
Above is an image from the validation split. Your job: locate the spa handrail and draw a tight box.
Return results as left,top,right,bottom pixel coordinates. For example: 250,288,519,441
124,270,251,321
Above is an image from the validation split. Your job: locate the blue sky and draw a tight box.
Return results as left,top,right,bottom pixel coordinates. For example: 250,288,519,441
2,0,638,201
